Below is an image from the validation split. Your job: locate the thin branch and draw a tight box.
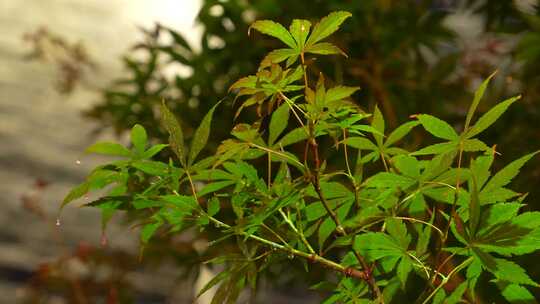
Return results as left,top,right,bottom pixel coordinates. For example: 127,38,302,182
279,208,315,254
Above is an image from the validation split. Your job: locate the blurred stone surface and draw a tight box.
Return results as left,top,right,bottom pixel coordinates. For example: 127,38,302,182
0,0,200,302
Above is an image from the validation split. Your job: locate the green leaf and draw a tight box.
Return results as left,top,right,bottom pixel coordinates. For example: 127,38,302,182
289,19,311,49
469,175,481,237
189,101,221,166
465,71,496,131
131,124,147,154
304,42,345,56
275,127,309,147
354,232,402,261
260,48,298,68
207,196,220,217
141,221,162,243
499,284,537,304
385,121,419,147
420,151,457,181
133,199,162,210
86,142,131,157
471,153,494,189
474,211,540,255
478,202,522,234
142,144,168,159
446,282,467,304
393,155,420,178
461,139,490,152
397,257,412,289
416,114,458,140
466,95,521,138
482,151,539,194
269,102,290,145
319,216,336,250
386,218,411,248
61,182,90,208
432,289,446,304
366,172,415,189
160,195,198,211
132,160,169,176
161,102,186,166
325,86,360,103
411,142,457,156
371,105,385,146
198,180,236,197
490,258,538,286
250,20,297,49
306,11,352,46
343,137,377,151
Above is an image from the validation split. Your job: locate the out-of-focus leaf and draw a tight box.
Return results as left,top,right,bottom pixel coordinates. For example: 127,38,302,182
131,124,147,155
86,142,131,157
161,102,186,166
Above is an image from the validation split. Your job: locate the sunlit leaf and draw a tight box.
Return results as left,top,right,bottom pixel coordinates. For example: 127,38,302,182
306,11,352,46
250,20,297,49
289,19,311,49
86,142,131,157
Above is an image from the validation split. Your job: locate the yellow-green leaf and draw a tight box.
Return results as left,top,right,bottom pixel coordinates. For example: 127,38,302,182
289,19,311,50
466,95,520,138
269,102,290,145
306,11,352,46
372,105,385,146
416,114,458,140
131,124,147,155
465,71,497,131
304,42,345,56
86,142,131,157
250,20,296,49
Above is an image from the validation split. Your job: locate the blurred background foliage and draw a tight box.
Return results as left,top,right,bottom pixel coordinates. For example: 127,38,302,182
25,0,540,302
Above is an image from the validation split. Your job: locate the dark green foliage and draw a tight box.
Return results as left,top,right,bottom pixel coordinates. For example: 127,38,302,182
63,10,540,304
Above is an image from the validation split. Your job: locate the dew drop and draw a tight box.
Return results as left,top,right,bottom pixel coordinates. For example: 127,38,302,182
100,233,108,247
55,218,61,227
75,159,81,165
